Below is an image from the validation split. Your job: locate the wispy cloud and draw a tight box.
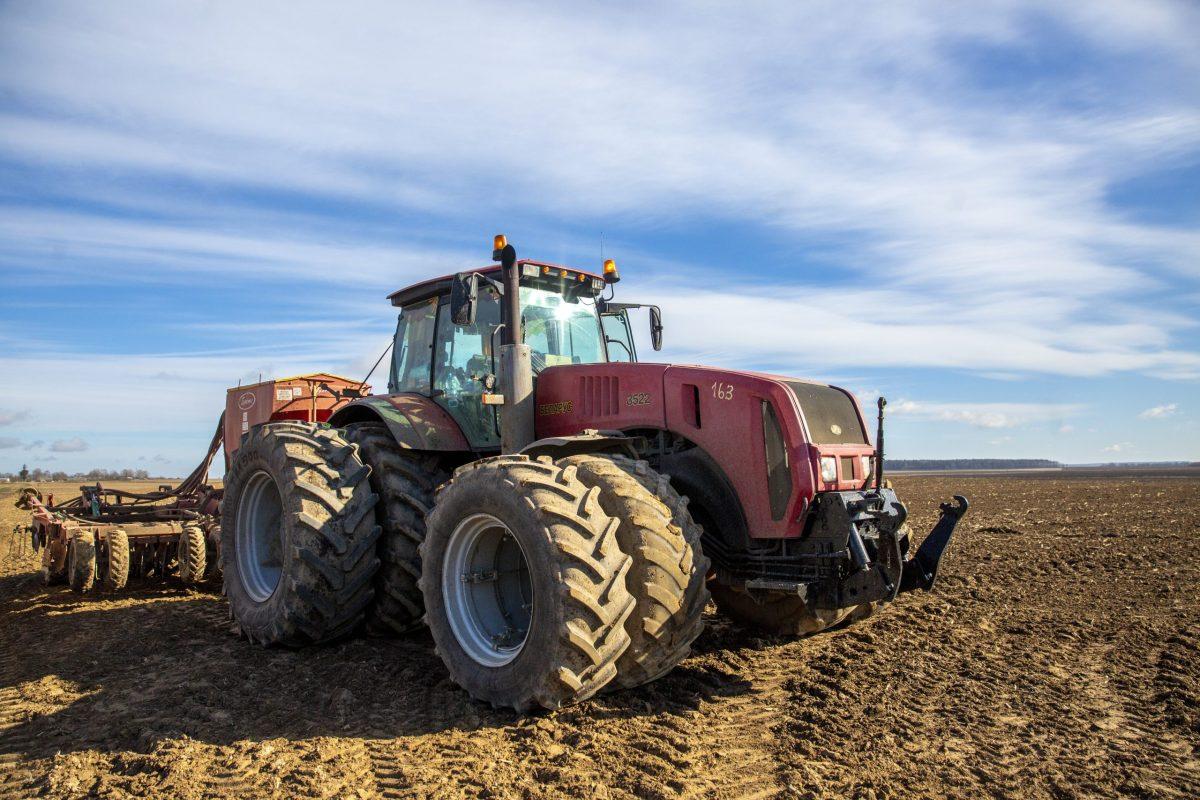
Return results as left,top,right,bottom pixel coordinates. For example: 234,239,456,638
1139,403,1179,419
49,437,89,453
0,410,30,426
0,1,1197,466
890,400,1083,429
0,437,20,449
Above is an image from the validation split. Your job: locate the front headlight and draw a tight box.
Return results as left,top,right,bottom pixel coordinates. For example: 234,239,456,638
861,455,872,480
820,456,837,482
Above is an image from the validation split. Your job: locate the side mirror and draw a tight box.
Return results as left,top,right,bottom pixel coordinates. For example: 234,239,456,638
450,272,478,326
649,306,663,351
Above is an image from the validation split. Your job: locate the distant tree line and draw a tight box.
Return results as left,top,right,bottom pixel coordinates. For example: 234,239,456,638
1,465,160,483
888,459,1061,471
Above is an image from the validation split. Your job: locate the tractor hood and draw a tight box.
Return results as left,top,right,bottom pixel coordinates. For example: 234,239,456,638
534,362,870,448
534,362,876,540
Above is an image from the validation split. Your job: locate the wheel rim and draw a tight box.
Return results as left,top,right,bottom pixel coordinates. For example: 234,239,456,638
442,513,534,667
235,470,284,602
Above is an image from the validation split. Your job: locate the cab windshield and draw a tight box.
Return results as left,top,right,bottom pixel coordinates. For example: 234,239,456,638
519,286,605,373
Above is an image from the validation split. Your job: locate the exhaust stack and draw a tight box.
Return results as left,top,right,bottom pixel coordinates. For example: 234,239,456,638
494,236,536,454
875,396,886,491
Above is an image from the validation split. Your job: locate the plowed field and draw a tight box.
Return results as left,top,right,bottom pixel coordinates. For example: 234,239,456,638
2,473,1197,799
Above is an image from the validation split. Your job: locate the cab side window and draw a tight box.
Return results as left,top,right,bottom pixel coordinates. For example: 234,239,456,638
390,299,437,394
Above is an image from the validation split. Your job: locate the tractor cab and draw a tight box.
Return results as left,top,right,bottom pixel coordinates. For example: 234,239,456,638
383,259,647,448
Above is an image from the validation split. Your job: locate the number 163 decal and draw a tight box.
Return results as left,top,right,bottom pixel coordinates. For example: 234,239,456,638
711,382,734,401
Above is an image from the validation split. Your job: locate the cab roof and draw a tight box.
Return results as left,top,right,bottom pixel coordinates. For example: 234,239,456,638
387,260,604,307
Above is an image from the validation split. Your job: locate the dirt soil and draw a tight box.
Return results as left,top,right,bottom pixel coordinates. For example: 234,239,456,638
2,474,1198,799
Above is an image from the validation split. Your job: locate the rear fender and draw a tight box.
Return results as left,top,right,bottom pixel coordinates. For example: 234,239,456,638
521,431,642,461
328,394,471,452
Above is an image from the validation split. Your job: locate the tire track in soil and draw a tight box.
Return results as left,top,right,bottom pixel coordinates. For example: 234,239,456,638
3,476,1200,799
364,738,409,799
571,620,800,800
0,605,50,800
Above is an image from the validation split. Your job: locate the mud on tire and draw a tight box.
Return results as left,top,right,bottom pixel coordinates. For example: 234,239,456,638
102,529,129,592
178,523,206,586
420,456,635,712
558,454,710,688
221,422,381,646
68,532,96,593
342,421,446,635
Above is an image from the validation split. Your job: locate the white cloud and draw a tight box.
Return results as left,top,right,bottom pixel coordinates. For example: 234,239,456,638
644,281,1200,378
0,410,30,426
49,437,89,453
888,400,1083,429
1103,442,1133,453
0,2,1194,380
0,1,1199,468
1139,403,1179,419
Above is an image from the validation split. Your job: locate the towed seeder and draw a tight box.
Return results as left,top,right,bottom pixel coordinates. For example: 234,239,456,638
15,416,225,593
14,372,369,594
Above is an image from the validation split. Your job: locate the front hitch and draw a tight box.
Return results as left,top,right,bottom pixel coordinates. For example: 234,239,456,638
899,495,969,593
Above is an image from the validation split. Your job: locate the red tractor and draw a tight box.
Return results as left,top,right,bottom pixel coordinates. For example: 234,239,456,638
220,235,967,711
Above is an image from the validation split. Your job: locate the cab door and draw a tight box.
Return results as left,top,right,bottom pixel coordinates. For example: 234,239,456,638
601,310,637,363
431,287,502,448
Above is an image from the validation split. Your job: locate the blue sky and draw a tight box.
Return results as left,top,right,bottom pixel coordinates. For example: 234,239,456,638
1,0,1197,475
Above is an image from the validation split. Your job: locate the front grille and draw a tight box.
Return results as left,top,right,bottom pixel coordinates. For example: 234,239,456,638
579,375,620,416
841,456,856,480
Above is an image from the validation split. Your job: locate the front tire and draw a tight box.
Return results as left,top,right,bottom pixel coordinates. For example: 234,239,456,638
710,524,909,636
421,456,635,712
221,422,381,646
709,582,858,636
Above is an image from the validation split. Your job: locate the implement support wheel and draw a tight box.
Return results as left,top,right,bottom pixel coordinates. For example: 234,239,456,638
178,523,207,585
68,533,96,593
102,529,129,591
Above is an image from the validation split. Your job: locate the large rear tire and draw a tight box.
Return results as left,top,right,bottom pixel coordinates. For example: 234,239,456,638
102,529,129,592
558,454,710,688
341,421,446,635
421,456,635,712
221,422,381,646
177,523,206,586
67,533,96,593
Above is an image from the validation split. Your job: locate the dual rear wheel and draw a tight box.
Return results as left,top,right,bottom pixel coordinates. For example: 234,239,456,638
221,425,710,710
